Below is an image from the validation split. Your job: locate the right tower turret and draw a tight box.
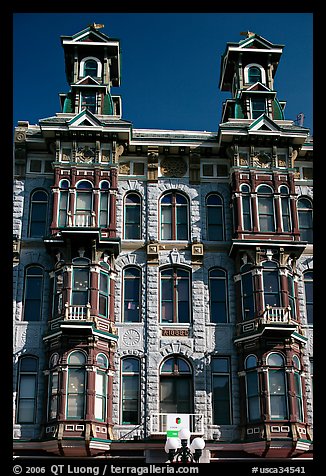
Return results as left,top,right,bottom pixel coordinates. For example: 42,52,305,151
217,32,313,457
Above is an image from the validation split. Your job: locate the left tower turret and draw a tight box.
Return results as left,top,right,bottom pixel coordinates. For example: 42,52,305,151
13,24,129,457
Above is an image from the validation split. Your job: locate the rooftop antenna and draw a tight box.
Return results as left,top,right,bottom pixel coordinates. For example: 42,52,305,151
294,112,305,127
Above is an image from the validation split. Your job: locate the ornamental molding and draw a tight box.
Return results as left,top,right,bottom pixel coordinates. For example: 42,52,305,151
160,157,187,178
122,328,141,347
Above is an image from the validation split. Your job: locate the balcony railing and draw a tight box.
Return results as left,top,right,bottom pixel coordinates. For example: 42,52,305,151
64,303,91,320
67,212,96,228
150,413,204,436
261,306,292,324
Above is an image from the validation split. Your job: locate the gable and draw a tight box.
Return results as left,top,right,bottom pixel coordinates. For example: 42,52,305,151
67,109,103,128
249,114,281,132
75,76,101,86
246,82,272,92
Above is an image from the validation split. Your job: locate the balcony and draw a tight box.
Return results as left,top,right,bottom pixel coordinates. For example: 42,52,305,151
260,306,292,324
235,306,306,343
67,212,96,228
64,303,91,321
150,413,204,436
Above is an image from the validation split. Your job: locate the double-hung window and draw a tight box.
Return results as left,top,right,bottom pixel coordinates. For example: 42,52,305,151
23,266,44,321
257,185,275,232
121,358,140,424
16,356,38,423
124,193,141,239
212,357,232,424
267,353,288,420
160,267,191,324
160,191,189,241
245,355,260,422
209,268,228,323
67,351,86,419
206,193,224,240
123,267,141,322
29,190,48,237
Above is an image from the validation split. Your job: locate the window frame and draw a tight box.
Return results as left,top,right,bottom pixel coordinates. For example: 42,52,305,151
266,352,288,420
160,191,189,241
120,357,140,425
160,267,191,324
28,189,49,238
123,192,142,240
303,270,313,325
16,356,38,424
206,193,225,241
257,184,276,232
159,356,193,414
209,267,228,323
297,197,313,243
122,266,141,323
211,356,232,425
245,355,260,423
66,351,87,420
23,265,44,321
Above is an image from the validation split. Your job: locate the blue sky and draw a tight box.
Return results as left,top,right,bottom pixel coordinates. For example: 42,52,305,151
13,13,313,134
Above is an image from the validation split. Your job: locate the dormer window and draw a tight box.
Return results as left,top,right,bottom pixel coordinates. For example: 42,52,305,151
81,91,97,113
79,57,102,78
251,97,266,119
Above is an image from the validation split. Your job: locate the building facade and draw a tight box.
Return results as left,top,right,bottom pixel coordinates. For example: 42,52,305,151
13,25,313,462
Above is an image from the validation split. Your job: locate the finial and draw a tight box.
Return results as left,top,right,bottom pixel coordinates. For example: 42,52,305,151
240,31,255,38
89,23,105,30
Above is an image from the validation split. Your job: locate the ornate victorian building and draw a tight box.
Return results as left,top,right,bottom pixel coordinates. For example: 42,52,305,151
13,26,313,461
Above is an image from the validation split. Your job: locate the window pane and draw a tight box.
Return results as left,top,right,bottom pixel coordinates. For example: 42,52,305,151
212,375,230,424
67,395,84,418
19,375,36,398
18,399,35,423
122,358,139,373
20,358,38,372
212,358,229,373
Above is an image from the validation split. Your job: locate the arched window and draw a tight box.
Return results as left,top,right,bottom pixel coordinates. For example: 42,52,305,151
241,184,252,231
248,66,262,83
245,355,260,422
212,357,232,424
267,353,288,420
257,185,275,232
244,64,266,84
123,267,141,322
23,265,44,321
80,57,102,78
16,356,38,423
280,185,291,232
160,356,193,413
124,193,141,240
58,180,69,227
121,358,140,424
160,191,189,241
99,181,110,228
293,356,303,422
67,351,87,419
95,353,108,421
84,59,98,77
241,264,255,320
206,193,224,241
303,271,313,324
75,181,93,227
262,261,280,308
29,189,48,237
298,197,313,243
209,268,228,323
160,267,191,323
